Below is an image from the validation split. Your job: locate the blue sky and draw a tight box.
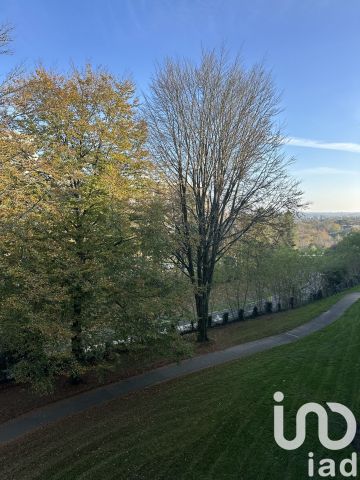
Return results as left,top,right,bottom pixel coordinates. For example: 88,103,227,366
1,0,360,211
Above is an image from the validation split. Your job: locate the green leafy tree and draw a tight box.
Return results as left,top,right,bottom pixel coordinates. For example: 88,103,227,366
0,66,184,389
323,232,360,292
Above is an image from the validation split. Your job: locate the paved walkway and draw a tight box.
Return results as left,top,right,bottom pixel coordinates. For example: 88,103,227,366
0,292,359,446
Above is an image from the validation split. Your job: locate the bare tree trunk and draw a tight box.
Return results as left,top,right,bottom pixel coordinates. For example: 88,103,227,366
71,286,83,361
71,201,86,362
195,290,209,342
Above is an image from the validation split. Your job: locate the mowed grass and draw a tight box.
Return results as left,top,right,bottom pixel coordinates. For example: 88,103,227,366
1,296,360,479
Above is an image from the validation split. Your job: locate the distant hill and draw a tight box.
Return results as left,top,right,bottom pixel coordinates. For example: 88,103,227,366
295,213,360,248
301,212,360,220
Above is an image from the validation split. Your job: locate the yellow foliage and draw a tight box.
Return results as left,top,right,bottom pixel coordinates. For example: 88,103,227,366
0,64,150,224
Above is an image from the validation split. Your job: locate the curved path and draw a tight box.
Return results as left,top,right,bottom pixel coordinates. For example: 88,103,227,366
0,292,359,446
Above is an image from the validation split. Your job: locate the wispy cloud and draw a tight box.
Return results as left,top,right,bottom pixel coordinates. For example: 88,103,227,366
294,167,360,176
287,137,360,154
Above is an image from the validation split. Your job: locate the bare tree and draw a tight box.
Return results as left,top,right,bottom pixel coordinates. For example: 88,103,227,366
145,50,302,341
0,24,22,107
0,24,12,55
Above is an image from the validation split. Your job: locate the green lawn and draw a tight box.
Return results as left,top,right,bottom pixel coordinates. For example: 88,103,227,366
1,295,360,479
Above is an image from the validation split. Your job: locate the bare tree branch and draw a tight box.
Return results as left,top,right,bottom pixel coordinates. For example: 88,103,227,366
0,24,12,55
